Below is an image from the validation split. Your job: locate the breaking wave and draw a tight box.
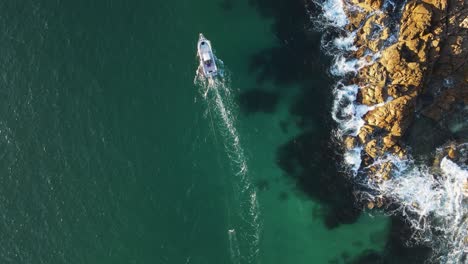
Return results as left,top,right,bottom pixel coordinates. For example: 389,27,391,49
362,150,468,263
310,0,468,262
194,55,261,263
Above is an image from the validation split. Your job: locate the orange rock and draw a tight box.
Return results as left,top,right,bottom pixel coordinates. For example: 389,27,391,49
423,0,447,10
447,147,457,159
380,44,401,72
365,139,384,159
338,0,465,190
344,136,357,150
358,125,374,144
376,197,384,207
383,135,397,148
460,17,468,28
349,0,383,12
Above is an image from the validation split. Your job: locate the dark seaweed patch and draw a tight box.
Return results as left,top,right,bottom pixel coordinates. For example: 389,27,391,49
238,89,279,115
276,131,362,229
255,178,270,191
278,191,289,201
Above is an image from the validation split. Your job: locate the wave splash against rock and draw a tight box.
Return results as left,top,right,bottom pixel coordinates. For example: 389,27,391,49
310,0,467,262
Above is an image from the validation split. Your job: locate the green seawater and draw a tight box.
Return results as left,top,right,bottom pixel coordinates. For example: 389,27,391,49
0,0,390,263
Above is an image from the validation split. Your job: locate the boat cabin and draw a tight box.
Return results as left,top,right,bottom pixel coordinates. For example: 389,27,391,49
202,53,213,67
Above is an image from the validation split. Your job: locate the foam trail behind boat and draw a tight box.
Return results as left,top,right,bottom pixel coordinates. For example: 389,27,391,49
228,229,241,264
194,58,261,264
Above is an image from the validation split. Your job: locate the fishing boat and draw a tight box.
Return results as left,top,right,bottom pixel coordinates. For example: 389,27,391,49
197,33,218,78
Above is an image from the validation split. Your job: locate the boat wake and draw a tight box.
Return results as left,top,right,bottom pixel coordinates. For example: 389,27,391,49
310,0,468,262
195,68,248,177
194,58,261,263
228,229,241,264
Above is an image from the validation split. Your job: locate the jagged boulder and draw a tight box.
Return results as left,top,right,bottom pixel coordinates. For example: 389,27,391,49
349,0,383,12
355,13,390,52
400,3,433,40
364,95,416,136
340,0,465,181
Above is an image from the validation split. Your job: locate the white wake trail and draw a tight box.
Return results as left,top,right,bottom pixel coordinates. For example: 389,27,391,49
194,59,261,264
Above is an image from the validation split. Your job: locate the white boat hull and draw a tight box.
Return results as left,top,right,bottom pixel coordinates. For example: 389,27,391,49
197,34,218,78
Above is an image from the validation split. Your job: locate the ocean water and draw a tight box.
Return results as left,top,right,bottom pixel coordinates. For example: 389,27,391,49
0,0,396,263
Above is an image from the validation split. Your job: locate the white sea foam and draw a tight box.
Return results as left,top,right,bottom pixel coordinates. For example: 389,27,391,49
228,229,241,264
366,154,468,263
333,32,357,51
330,53,381,77
331,83,369,175
331,83,385,138
317,0,349,28
330,56,360,76
344,147,363,174
332,82,386,175
331,83,361,134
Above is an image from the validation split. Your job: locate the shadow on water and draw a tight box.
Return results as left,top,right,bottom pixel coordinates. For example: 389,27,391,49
219,0,234,11
245,0,433,262
276,130,362,229
246,0,360,228
247,0,323,86
238,89,279,115
345,216,432,264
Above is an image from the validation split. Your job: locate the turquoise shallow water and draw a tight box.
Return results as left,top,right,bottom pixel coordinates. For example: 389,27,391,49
0,0,391,263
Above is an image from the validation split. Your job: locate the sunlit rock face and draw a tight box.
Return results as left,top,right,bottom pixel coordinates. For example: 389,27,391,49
328,0,467,179
312,0,467,261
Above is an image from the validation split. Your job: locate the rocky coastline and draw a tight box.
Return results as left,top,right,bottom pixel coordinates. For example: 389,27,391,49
325,0,468,257
340,0,467,181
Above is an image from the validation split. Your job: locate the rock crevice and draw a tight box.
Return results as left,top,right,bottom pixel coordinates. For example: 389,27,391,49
342,0,467,174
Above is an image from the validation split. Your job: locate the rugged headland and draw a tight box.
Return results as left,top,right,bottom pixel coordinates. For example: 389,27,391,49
321,0,468,259
341,0,467,180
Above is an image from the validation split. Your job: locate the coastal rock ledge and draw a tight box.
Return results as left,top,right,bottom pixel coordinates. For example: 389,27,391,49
342,0,467,180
